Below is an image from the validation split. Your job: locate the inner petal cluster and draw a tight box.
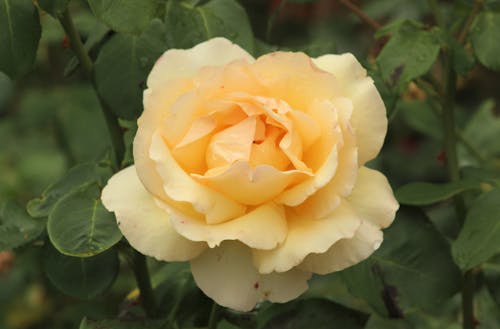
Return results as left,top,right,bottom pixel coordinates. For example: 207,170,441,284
153,55,350,209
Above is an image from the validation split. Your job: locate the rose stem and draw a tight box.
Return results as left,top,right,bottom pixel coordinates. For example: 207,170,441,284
441,31,476,329
165,274,190,326
130,250,158,318
58,8,124,168
207,302,220,329
339,0,381,31
266,0,288,42
457,0,483,44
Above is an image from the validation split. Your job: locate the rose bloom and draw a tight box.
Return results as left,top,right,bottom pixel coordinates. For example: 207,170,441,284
102,38,399,311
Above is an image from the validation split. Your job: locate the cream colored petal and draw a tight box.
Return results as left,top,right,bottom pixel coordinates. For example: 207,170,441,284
147,38,254,90
294,106,358,220
288,109,321,151
275,145,339,207
206,116,256,168
166,201,287,250
302,99,342,171
193,161,310,206
252,52,341,111
346,166,399,228
149,131,246,224
253,201,361,274
313,53,387,164
299,220,383,274
101,166,206,261
134,81,193,201
191,241,311,312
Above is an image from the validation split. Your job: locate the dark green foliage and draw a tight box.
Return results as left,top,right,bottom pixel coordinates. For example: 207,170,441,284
0,0,41,78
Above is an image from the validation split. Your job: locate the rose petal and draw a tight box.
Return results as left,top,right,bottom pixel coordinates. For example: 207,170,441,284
206,116,256,168
191,241,311,311
313,53,387,164
135,80,193,200
252,52,341,111
346,166,399,228
101,166,206,261
150,131,247,224
298,220,383,274
165,201,287,250
275,144,339,206
193,161,310,205
253,201,361,274
147,38,254,90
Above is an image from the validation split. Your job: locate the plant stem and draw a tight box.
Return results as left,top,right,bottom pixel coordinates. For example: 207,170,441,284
166,276,190,326
339,0,381,30
58,9,124,168
58,9,93,77
207,302,220,329
427,0,446,29
266,0,288,42
130,250,158,318
458,0,483,44
462,270,476,329
441,47,475,329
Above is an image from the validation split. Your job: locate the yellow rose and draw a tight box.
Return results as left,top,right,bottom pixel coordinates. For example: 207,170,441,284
102,38,399,311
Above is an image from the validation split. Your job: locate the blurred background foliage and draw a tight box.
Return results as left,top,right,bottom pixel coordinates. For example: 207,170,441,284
1,0,500,329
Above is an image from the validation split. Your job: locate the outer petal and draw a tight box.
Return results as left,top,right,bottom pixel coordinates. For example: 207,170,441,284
313,53,387,164
147,37,254,90
299,220,383,274
101,166,206,261
253,201,361,274
150,131,247,224
191,241,311,312
164,201,287,250
346,166,399,228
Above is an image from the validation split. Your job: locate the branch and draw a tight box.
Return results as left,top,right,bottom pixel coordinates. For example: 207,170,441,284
339,0,381,30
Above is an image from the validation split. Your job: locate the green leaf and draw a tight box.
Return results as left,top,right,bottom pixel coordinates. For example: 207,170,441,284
470,11,500,71
376,21,440,90
458,99,500,166
399,100,441,140
0,201,45,251
44,245,119,299
47,184,122,257
395,180,481,205
341,208,461,316
0,0,41,78
27,162,112,218
165,0,254,52
87,0,162,34
484,256,500,308
258,298,368,329
37,0,70,17
94,19,167,120
79,318,164,329
450,38,475,76
366,313,461,329
452,188,500,270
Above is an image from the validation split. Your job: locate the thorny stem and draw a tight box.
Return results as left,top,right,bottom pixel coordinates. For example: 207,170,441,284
427,0,446,28
207,302,220,329
166,275,190,326
130,250,158,318
458,0,483,44
58,9,125,168
339,0,381,30
266,0,288,42
442,47,475,329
